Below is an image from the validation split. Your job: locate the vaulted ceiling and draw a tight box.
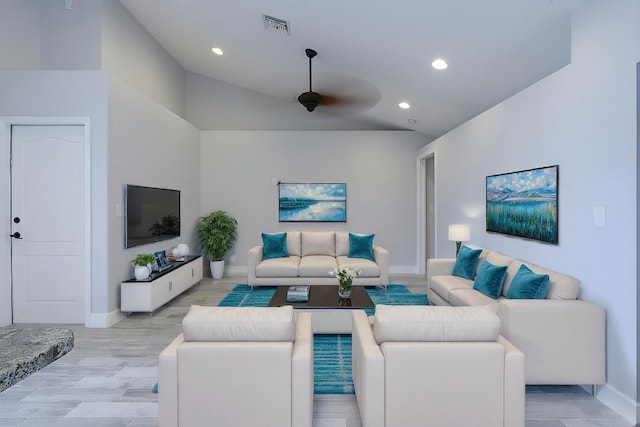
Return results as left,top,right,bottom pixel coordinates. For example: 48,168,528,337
119,0,588,138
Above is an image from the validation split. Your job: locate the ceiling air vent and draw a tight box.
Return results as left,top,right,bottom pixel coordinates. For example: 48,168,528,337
263,14,291,35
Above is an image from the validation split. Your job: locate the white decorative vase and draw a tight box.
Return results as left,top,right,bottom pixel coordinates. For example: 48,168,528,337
134,265,151,280
210,260,224,279
177,243,189,256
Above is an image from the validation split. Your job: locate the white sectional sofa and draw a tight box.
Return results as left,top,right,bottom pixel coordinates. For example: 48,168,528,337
427,245,606,386
248,231,389,287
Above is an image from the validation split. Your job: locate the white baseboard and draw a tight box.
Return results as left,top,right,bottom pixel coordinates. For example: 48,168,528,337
86,309,126,328
225,265,248,277
595,382,638,424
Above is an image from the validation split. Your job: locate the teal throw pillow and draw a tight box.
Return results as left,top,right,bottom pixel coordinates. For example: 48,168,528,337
451,245,482,280
473,261,508,299
506,264,550,299
348,233,375,261
262,232,289,260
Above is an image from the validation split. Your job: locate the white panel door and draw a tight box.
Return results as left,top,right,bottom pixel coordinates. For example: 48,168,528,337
11,125,85,323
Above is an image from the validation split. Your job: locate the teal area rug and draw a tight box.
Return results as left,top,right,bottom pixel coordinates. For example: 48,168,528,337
153,285,427,394
218,284,428,315
219,284,428,394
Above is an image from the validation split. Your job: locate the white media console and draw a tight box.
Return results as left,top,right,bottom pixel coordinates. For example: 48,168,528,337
121,255,203,314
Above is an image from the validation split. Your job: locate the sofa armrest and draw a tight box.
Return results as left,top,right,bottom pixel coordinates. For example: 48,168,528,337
498,335,525,427
158,333,185,427
373,246,389,285
292,313,313,427
352,310,385,427
426,258,456,294
426,258,456,280
498,299,605,385
247,245,263,286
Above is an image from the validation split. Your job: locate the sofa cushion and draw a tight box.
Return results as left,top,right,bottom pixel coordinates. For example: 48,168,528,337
372,304,500,344
255,256,300,277
182,305,295,342
448,288,499,310
348,233,375,261
337,256,380,277
484,251,515,296
510,261,579,300
261,232,289,260
466,244,490,276
506,264,551,299
486,251,514,267
286,231,301,257
452,245,482,280
429,275,472,302
335,232,349,256
473,261,508,299
298,255,338,277
301,232,335,257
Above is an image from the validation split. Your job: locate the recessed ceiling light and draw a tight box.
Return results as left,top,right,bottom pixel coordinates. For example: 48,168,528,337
398,102,410,109
432,58,448,70
211,47,224,55
408,119,417,124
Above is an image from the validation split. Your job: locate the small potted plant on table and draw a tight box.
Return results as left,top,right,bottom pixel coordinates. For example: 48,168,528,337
198,210,238,279
132,253,156,280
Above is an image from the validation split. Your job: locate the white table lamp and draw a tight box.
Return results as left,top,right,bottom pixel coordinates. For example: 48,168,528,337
448,224,470,255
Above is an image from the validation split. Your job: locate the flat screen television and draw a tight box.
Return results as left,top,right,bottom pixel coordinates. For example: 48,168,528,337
125,185,180,248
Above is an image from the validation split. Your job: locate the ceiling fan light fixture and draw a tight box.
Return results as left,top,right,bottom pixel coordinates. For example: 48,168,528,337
298,48,323,112
298,91,322,112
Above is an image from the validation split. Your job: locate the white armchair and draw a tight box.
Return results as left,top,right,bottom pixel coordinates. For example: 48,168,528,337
352,305,525,427
158,305,313,427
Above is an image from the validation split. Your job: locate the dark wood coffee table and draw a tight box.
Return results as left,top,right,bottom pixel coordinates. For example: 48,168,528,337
268,285,374,334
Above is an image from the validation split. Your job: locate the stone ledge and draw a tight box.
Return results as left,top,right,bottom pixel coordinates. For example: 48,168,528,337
0,328,74,392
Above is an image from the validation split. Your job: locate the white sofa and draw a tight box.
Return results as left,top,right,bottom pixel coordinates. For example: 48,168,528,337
248,231,389,287
158,305,313,427
427,245,606,386
352,305,525,427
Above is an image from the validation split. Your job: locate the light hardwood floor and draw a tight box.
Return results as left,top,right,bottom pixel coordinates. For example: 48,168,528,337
0,275,632,427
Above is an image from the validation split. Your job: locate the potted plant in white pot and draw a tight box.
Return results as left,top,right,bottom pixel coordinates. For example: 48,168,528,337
132,253,156,280
197,210,238,279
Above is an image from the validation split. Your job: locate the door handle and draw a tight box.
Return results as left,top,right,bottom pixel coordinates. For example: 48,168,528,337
9,232,22,239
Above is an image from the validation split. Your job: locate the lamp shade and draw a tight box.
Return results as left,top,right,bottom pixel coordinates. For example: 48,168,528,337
448,224,470,242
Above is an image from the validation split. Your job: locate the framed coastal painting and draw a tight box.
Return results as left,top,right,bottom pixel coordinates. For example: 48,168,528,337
279,183,347,222
486,165,558,244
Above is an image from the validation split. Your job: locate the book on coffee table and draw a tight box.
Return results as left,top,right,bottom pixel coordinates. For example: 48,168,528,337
286,285,310,302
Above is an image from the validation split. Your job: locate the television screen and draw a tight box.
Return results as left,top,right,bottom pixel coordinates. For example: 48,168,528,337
125,185,180,248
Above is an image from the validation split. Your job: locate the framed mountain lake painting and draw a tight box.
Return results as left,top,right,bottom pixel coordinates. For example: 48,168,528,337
486,165,558,244
279,183,347,222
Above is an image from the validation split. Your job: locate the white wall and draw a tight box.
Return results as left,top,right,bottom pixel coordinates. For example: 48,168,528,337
428,0,638,422
107,77,201,320
200,130,429,273
0,0,102,70
39,0,102,70
0,0,41,69
0,0,187,118
102,0,187,118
